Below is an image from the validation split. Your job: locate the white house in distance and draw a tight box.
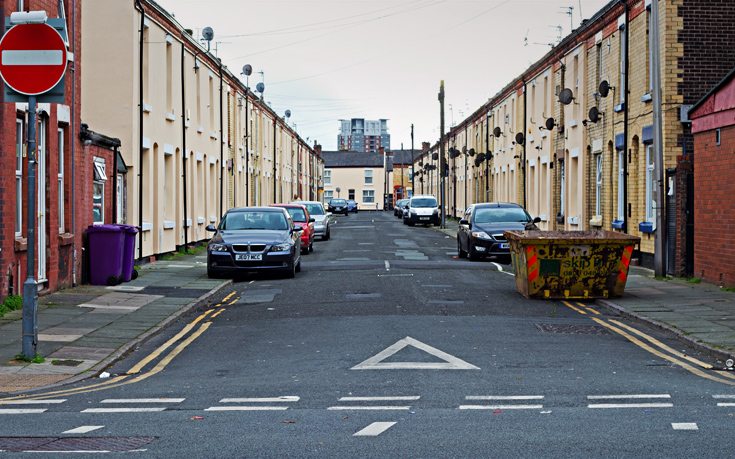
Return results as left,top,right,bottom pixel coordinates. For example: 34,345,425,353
321,150,393,210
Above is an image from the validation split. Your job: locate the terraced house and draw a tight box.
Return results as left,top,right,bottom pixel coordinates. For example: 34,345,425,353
416,0,735,274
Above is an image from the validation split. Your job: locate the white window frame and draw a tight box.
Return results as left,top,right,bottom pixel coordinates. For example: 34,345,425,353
595,154,602,218
324,190,333,202
364,169,373,185
618,151,625,221
324,169,331,186
645,144,654,222
560,160,566,216
619,26,627,105
15,119,23,237
58,127,65,233
93,157,107,225
362,189,375,204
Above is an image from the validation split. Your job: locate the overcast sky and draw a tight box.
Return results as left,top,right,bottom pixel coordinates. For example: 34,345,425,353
156,0,611,151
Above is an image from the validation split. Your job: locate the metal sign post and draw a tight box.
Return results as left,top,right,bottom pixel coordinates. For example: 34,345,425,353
22,96,38,358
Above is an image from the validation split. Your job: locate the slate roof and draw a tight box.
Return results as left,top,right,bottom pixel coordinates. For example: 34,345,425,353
391,149,419,166
322,151,392,170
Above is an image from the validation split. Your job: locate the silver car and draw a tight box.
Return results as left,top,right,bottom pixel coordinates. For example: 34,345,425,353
290,201,331,240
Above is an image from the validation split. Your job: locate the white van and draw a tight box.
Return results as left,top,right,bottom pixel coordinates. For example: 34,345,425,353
403,194,440,226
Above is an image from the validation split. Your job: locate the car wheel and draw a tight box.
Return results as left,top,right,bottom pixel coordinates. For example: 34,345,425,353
408,221,415,227
285,261,296,279
324,229,330,240
295,259,301,272
309,242,314,252
301,247,308,255
468,248,481,261
457,239,467,258
207,268,219,279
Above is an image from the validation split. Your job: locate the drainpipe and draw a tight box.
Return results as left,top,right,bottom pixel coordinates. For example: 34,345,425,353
273,117,277,203
71,0,77,285
245,88,249,206
622,1,630,233
523,80,528,209
181,38,188,252
219,61,223,218
486,109,490,202
135,0,144,260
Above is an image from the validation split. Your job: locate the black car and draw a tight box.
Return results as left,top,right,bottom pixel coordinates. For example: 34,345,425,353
393,199,408,217
206,207,302,278
457,202,540,262
328,198,349,216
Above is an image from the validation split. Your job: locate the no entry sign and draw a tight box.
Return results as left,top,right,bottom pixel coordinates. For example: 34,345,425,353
0,22,67,95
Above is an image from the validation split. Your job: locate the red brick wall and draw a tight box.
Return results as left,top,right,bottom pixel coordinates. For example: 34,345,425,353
693,125,735,285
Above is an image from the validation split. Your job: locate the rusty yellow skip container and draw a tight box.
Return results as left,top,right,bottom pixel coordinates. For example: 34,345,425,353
504,230,641,300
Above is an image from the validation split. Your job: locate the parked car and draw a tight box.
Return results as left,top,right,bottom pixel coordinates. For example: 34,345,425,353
291,201,331,240
394,199,407,217
457,202,541,262
270,204,315,254
206,207,302,278
347,199,358,213
403,195,440,226
328,198,349,215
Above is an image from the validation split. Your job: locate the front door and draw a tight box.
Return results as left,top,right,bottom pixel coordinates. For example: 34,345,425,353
37,117,48,284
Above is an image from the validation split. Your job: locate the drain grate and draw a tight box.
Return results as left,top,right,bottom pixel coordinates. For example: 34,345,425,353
535,323,612,335
0,437,156,453
52,360,83,367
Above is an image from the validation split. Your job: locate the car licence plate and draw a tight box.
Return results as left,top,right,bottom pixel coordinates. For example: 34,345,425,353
420,217,430,220
500,243,509,249
235,254,262,261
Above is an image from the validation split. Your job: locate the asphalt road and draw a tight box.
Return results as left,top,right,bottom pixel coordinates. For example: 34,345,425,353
5,211,735,457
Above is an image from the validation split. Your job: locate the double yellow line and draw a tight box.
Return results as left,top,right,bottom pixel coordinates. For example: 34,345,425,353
0,297,235,403
561,301,735,386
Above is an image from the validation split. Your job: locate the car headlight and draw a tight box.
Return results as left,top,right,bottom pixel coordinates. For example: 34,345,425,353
471,231,492,240
271,242,291,252
432,209,439,214
209,243,228,252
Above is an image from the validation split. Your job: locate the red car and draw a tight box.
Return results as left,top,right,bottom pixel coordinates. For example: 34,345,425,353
270,204,315,254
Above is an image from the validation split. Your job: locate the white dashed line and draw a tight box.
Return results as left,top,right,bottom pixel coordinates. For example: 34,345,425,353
1,399,66,404
339,396,420,401
672,423,698,430
0,409,47,414
205,406,289,411
63,426,104,434
328,406,411,410
459,405,543,410
354,422,397,437
81,408,166,413
220,397,299,403
587,394,671,399
588,403,673,409
466,396,544,400
385,260,390,271
100,398,184,403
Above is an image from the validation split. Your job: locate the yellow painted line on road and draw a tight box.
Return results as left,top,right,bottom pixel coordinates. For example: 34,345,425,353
211,309,225,318
228,297,240,305
222,291,236,303
127,309,213,375
0,375,130,403
561,301,586,315
592,318,735,386
577,303,601,315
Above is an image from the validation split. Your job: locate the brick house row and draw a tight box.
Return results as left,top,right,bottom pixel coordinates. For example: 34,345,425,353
1,0,323,299
415,0,735,274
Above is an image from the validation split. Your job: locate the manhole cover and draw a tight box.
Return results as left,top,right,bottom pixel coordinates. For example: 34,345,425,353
535,324,612,335
52,360,83,367
0,437,156,452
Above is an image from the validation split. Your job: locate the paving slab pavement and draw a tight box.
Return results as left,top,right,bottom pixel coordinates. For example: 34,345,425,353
0,252,229,396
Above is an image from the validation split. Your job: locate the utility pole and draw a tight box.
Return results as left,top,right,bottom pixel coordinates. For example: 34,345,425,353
401,143,404,199
651,0,666,277
22,96,38,359
439,81,446,229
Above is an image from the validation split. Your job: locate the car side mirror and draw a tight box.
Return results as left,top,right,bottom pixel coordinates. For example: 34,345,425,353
206,225,217,232
533,217,542,223
294,225,303,233
459,219,469,226
309,217,315,223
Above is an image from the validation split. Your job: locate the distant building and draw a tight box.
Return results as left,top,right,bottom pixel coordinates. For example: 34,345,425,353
338,118,390,152
322,149,393,210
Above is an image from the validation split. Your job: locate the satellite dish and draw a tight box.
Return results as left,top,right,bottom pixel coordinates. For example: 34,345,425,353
419,161,423,166
202,27,214,42
284,110,291,118
474,158,481,167
545,117,556,131
599,80,610,98
558,88,574,105
256,82,265,94
589,107,601,123
469,148,475,157
515,133,525,146
432,152,439,160
242,64,252,76
493,127,502,138
477,152,486,162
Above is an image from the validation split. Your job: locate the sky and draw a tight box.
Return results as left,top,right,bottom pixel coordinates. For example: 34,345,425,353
155,0,612,151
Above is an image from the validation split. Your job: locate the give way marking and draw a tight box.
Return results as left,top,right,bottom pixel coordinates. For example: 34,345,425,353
351,336,480,370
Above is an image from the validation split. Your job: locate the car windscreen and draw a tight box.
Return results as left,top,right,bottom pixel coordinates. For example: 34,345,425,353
285,207,307,222
411,198,437,208
221,211,289,230
347,200,356,204
302,203,324,215
331,199,346,205
474,207,530,224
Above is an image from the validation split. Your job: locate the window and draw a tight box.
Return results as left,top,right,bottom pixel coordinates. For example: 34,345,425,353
93,157,107,225
597,44,603,90
618,151,625,221
364,169,373,185
348,189,355,200
595,154,602,217
324,190,333,201
716,129,721,146
324,169,331,186
58,127,65,233
362,189,375,204
620,26,627,105
408,167,413,181
559,160,566,216
645,145,654,222
15,119,23,236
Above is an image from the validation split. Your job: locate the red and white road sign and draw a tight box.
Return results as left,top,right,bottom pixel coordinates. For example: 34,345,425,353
0,23,67,95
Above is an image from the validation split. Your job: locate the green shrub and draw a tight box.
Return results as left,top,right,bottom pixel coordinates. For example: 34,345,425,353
686,277,701,284
0,295,22,318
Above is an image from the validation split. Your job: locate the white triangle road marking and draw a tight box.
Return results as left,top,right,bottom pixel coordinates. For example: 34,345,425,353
351,336,480,370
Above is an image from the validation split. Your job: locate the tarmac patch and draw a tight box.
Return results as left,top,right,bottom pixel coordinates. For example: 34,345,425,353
237,289,282,304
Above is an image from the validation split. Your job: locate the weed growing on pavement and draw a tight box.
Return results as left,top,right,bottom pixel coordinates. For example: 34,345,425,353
686,277,701,284
722,286,735,292
0,294,23,318
14,353,45,364
654,276,672,281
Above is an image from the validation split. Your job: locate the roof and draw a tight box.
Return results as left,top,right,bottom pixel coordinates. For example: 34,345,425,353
321,150,392,169
689,66,735,117
391,149,420,166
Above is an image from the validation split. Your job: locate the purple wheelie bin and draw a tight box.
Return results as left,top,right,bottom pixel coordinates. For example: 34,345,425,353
117,224,140,282
86,224,125,286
